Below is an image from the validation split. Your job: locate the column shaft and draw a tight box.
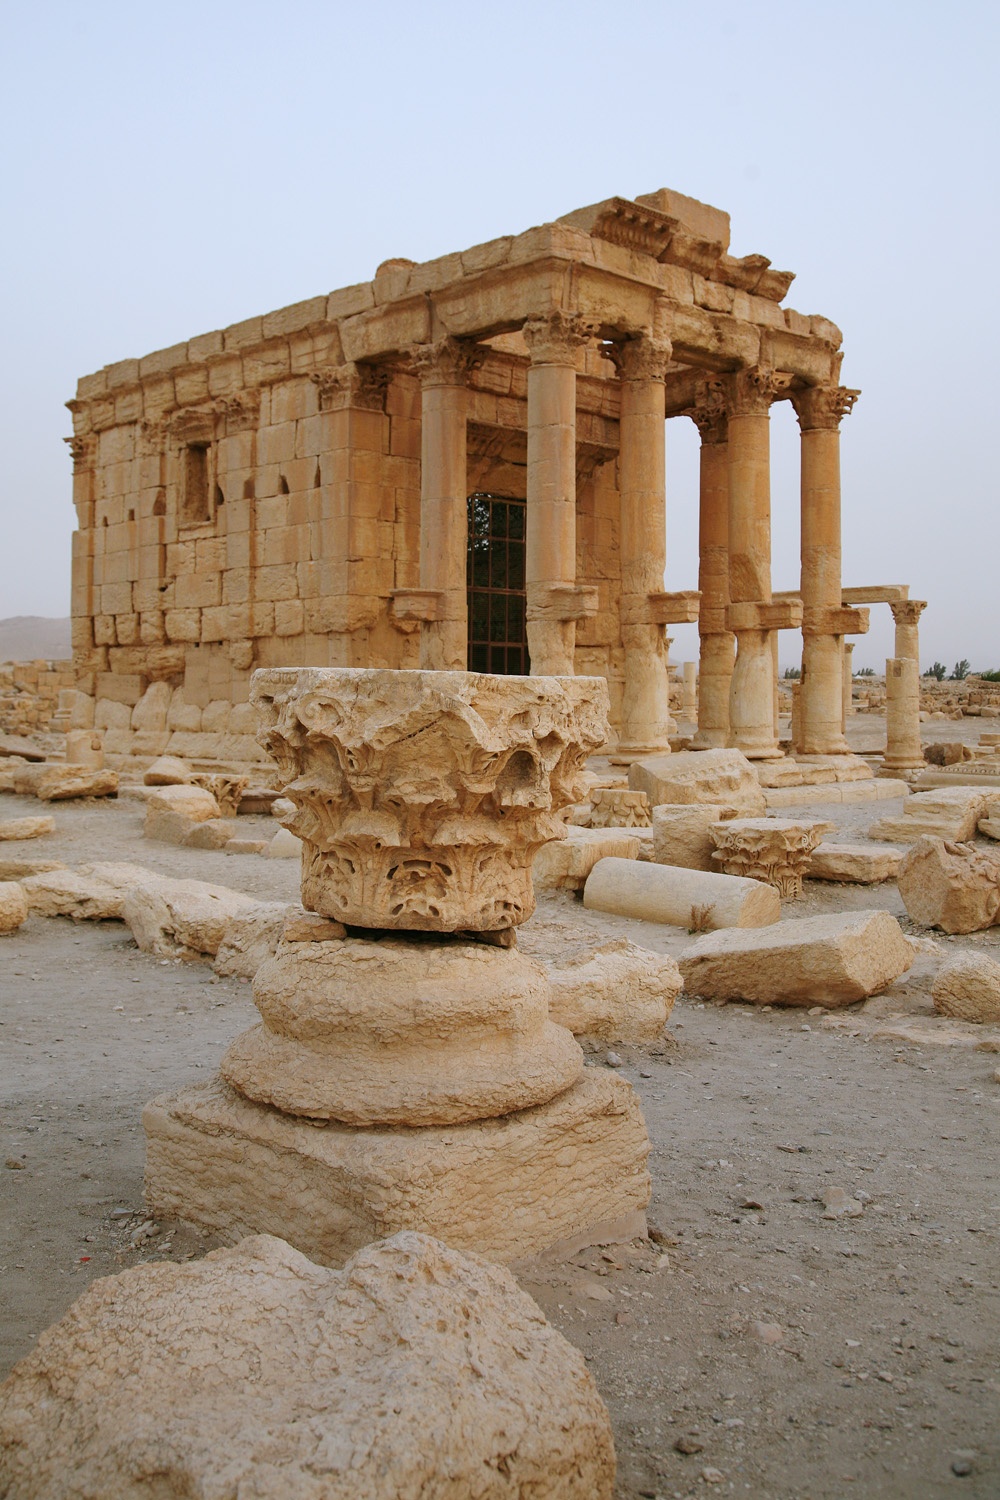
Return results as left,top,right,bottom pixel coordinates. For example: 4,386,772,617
689,401,734,748
842,642,855,726
883,657,923,771
415,340,474,671
793,385,859,755
616,336,672,753
524,313,591,677
726,369,780,758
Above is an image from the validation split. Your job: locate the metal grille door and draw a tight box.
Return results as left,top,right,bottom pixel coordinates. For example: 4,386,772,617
466,492,528,674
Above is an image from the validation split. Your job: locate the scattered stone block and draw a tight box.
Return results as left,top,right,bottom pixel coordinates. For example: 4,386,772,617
544,937,682,1046
143,755,193,786
0,816,55,842
63,730,104,769
144,1069,650,1267
583,856,780,931
20,862,156,922
224,838,269,855
0,857,64,882
807,842,902,883
978,793,1000,841
123,878,260,959
183,818,234,850
629,748,766,816
213,902,291,980
191,772,248,818
0,882,28,933
238,786,282,815
897,836,1000,933
932,953,1000,1023
678,910,913,1007
0,1232,615,1500
144,784,221,844
265,826,301,858
35,766,118,801
0,734,44,761
869,787,990,844
651,803,737,871
533,827,641,892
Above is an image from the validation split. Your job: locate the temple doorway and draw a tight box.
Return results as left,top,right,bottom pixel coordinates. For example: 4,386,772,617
466,492,529,674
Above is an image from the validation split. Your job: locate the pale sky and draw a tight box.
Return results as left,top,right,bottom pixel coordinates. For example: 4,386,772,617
2,0,997,672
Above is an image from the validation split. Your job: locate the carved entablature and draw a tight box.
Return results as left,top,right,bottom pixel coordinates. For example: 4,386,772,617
409,336,485,386
585,198,678,260
250,666,609,933
684,379,728,445
311,362,391,413
607,335,672,383
522,311,598,366
791,384,860,431
64,434,98,471
725,366,781,418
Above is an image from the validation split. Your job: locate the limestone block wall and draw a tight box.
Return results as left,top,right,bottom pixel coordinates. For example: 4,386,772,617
0,661,75,735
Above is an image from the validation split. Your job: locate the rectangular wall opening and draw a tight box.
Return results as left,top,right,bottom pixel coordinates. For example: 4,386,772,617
466,492,528,674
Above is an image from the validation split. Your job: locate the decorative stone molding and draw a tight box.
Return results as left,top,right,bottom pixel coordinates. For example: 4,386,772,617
409,336,484,386
608,335,672,383
725,366,781,418
64,434,98,471
250,667,610,932
684,380,728,444
791,384,860,431
311,362,391,412
709,816,831,899
588,788,652,828
522,310,598,366
214,391,262,431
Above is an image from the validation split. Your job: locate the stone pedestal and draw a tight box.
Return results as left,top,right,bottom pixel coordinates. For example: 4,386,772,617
709,816,832,899
145,668,651,1264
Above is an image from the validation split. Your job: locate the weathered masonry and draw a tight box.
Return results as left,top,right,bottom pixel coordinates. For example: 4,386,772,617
67,187,872,761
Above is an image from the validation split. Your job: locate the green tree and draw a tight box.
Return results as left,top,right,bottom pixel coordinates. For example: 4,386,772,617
925,662,947,680
950,659,971,681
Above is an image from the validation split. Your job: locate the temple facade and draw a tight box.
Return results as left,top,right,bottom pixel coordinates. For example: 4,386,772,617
66,187,876,761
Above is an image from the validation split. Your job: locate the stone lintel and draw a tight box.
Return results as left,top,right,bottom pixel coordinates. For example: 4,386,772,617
802,605,870,636
841,585,910,605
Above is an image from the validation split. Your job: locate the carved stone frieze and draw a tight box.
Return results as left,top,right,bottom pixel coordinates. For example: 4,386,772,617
250,667,610,932
791,384,860,431
588,788,652,829
522,311,598,366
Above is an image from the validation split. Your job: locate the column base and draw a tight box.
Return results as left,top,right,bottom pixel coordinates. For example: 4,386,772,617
793,753,874,783
143,1070,651,1268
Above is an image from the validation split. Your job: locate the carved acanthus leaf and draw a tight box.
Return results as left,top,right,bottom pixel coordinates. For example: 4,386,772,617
791,384,860,431
409,337,484,386
311,362,391,412
608,335,672,383
522,311,598,365
726,366,781,417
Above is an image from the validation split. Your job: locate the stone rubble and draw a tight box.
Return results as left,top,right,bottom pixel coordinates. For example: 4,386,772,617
897,836,1000,934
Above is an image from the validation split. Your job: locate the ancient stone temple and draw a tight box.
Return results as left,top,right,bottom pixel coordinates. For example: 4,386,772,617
67,186,873,759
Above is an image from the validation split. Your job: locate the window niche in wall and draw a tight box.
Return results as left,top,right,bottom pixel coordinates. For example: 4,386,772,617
182,442,211,525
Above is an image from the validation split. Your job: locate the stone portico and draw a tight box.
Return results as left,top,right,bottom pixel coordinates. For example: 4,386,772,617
67,187,884,763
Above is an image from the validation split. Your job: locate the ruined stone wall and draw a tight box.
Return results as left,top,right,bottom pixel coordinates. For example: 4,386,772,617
0,660,75,735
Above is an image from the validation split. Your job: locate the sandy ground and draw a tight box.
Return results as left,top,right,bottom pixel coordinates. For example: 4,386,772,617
2,726,1000,1499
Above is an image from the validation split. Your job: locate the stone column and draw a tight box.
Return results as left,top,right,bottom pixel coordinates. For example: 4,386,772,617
791,384,860,755
890,599,928,668
613,335,673,754
681,662,697,722
842,642,855,724
883,657,924,774
523,312,594,676
688,395,735,748
412,338,479,671
724,369,786,758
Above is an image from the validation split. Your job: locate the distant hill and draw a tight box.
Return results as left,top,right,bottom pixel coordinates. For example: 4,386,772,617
0,616,72,662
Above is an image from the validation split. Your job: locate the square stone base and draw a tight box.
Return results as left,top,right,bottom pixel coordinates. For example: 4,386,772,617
143,1069,651,1267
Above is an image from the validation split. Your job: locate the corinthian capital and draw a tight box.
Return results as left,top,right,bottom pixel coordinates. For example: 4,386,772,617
725,366,781,417
608,334,672,382
684,380,728,445
889,599,927,627
409,336,484,386
522,310,598,365
791,384,860,431
311,362,391,413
